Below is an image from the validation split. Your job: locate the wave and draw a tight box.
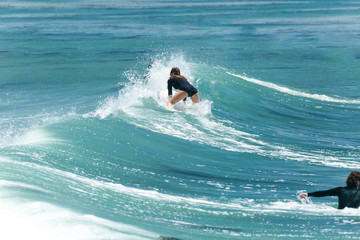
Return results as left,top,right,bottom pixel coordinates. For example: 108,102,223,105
89,55,360,169
88,55,360,169
91,55,272,153
1,51,357,172
227,72,360,104
3,157,359,218
3,156,360,227
0,111,75,148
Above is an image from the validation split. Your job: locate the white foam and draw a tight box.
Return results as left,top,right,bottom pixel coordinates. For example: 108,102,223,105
93,54,193,118
0,199,157,240
227,72,360,104
13,128,59,146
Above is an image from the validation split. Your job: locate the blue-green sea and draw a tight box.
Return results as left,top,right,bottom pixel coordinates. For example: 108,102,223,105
1,1,360,239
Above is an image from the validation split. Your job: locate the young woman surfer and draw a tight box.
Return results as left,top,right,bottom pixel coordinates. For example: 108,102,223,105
298,170,360,209
166,67,200,108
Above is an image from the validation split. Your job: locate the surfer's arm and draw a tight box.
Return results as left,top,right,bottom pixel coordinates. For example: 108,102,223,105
307,187,341,197
167,79,173,97
298,187,341,200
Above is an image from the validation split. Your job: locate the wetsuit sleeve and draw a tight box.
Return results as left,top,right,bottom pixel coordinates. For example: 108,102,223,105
308,187,342,197
167,79,172,96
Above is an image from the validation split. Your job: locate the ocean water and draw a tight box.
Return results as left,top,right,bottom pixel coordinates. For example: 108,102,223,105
1,0,360,239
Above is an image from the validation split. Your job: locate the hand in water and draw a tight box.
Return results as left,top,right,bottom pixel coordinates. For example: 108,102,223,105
298,193,308,200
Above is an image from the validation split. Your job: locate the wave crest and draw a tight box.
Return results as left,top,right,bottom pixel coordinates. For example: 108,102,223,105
227,72,360,104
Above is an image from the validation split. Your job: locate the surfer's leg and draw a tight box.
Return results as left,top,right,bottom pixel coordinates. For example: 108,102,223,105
190,93,200,103
167,91,188,107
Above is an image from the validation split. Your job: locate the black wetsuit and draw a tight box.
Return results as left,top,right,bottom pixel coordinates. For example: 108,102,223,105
308,186,360,209
167,76,198,97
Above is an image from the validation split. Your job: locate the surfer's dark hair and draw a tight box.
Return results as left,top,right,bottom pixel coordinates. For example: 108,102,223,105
170,67,186,79
346,170,360,188
170,67,181,76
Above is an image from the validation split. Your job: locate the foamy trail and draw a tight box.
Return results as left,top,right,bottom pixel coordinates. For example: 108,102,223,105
227,72,360,104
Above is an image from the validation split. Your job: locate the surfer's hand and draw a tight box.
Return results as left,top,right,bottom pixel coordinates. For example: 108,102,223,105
166,101,173,109
298,193,308,200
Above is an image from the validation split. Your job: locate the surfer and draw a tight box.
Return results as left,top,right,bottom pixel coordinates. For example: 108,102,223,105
298,170,360,209
167,67,200,108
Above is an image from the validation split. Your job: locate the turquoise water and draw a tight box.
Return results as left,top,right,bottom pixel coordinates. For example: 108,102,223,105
1,1,360,239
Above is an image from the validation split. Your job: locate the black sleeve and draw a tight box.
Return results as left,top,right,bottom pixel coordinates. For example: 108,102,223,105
167,79,172,96
308,187,342,198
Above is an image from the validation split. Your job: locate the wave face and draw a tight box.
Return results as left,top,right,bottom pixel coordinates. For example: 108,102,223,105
1,0,360,239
